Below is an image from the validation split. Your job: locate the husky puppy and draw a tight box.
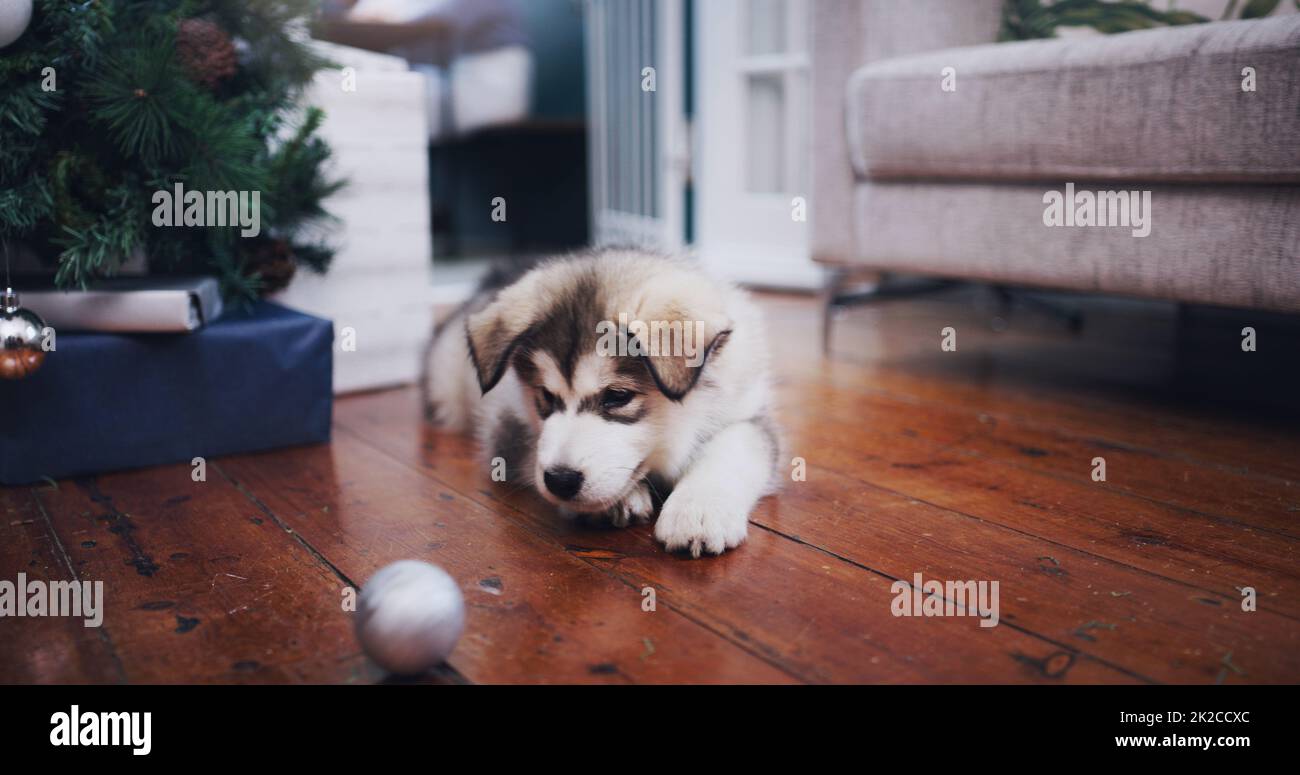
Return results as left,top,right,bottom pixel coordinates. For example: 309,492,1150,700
423,250,780,557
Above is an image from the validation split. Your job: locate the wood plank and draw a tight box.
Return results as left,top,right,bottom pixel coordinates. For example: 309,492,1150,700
217,438,798,684
27,469,380,684
779,295,1300,481
0,487,122,684
777,407,1300,621
764,460,1300,683
778,376,1300,536
831,361,1300,483
776,298,1300,682
335,389,1140,683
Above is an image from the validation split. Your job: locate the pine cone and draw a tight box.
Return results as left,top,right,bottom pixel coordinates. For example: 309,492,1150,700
243,238,297,295
175,18,238,89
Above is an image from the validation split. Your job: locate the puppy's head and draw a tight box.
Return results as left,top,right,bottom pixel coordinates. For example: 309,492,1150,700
465,255,730,512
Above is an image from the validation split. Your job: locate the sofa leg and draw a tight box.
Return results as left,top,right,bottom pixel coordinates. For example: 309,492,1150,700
992,286,1084,332
821,268,849,354
823,271,963,352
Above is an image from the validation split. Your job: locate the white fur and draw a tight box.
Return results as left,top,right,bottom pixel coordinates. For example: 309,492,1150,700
654,421,772,556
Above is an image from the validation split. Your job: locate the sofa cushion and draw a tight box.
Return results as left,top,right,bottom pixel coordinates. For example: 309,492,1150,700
849,180,1300,312
846,16,1300,183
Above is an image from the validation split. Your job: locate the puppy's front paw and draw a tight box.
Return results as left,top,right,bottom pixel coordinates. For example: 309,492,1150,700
654,491,749,558
608,479,655,528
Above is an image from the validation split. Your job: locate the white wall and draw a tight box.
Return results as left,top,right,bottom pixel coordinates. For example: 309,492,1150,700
274,48,437,394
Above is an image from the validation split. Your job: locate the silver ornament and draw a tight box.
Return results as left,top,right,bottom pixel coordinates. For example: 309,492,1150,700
354,560,465,675
0,287,48,379
0,0,33,49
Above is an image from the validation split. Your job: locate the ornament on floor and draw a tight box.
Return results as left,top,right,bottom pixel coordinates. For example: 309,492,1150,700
0,0,32,49
0,287,48,379
354,560,465,676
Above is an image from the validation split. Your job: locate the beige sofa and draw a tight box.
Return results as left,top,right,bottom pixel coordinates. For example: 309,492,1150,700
811,0,1300,318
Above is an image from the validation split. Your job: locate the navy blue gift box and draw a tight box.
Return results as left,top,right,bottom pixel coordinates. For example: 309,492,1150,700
0,302,332,485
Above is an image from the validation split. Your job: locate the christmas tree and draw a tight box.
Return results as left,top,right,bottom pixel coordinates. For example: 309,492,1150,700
0,0,343,300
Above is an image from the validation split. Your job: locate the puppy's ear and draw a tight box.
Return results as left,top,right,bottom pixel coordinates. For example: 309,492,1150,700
643,325,731,400
464,261,576,393
635,287,733,402
464,296,532,394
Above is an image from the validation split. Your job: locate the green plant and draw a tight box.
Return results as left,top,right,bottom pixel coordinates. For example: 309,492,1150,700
999,0,1289,41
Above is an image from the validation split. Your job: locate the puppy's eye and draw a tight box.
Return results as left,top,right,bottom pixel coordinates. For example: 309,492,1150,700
600,388,635,409
538,388,560,411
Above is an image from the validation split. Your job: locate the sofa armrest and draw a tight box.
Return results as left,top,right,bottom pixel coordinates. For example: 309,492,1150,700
811,0,1004,265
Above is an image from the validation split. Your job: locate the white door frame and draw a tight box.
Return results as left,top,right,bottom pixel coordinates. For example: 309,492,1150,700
693,0,818,289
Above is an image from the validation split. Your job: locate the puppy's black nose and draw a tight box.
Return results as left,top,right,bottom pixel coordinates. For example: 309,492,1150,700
543,467,584,500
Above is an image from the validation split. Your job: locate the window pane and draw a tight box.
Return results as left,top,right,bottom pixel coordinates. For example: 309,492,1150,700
745,0,786,55
746,73,785,194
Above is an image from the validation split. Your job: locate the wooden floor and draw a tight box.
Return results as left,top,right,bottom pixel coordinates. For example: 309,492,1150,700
4,289,1299,684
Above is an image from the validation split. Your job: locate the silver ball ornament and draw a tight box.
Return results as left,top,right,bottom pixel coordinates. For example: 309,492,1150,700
0,0,33,49
0,288,48,380
354,560,465,675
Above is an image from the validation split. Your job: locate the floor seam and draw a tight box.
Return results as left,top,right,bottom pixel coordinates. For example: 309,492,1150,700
30,485,130,685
